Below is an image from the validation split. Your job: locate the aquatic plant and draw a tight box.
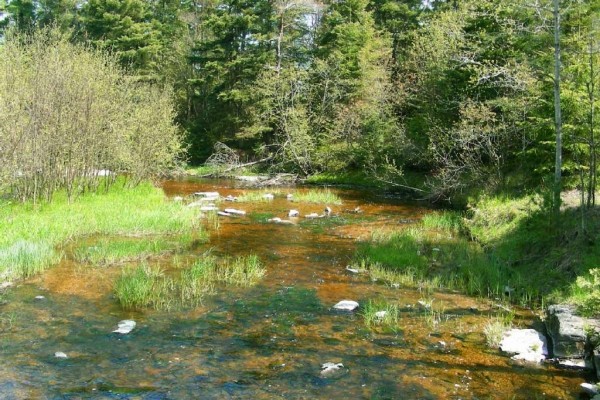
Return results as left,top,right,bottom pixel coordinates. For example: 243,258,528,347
74,235,196,266
0,240,61,279
114,254,266,310
236,189,284,202
362,299,400,332
114,264,166,310
483,311,515,348
292,189,342,205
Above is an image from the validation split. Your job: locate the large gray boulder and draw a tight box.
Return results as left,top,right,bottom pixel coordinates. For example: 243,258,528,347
546,304,600,358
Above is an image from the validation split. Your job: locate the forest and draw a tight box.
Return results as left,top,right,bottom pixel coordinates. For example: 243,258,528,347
2,0,599,204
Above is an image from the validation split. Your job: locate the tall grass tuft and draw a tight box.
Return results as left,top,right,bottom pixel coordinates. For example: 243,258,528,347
292,189,342,205
362,299,400,332
114,254,266,310
114,264,166,310
421,211,464,232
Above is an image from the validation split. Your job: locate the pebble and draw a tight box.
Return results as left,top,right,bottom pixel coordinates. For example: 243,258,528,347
224,208,246,216
54,352,68,359
288,210,299,217
35,295,45,300
345,266,360,274
375,311,388,319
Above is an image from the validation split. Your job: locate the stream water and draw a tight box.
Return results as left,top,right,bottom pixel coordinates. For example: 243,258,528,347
0,178,590,399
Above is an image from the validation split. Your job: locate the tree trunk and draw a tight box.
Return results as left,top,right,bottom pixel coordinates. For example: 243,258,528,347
553,0,563,220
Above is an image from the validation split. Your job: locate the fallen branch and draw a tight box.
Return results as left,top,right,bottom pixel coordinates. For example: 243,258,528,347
199,156,273,177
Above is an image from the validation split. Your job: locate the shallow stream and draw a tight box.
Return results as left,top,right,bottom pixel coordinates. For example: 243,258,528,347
0,179,589,399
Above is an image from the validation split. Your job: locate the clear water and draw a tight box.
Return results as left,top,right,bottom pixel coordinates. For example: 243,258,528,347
0,178,587,399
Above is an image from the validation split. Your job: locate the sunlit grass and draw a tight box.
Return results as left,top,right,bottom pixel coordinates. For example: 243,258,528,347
74,235,198,266
114,254,266,310
0,179,201,280
235,189,284,203
421,211,464,232
292,189,342,205
362,299,400,332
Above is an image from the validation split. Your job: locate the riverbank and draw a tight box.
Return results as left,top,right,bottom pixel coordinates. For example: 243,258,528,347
0,180,201,280
357,191,600,315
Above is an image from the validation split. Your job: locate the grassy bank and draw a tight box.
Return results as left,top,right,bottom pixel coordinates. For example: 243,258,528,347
357,193,600,313
0,180,201,280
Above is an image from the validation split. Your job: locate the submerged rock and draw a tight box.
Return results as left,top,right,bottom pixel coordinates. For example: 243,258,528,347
333,300,359,311
345,266,360,274
499,329,548,363
113,320,136,334
54,352,68,359
224,208,246,216
546,304,600,358
288,209,299,217
320,362,344,378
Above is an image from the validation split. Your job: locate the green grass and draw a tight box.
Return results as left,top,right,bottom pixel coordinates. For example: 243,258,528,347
362,299,400,332
0,179,201,280
292,189,342,205
483,311,515,348
114,264,171,310
421,211,464,232
73,235,197,266
236,189,284,203
114,254,266,310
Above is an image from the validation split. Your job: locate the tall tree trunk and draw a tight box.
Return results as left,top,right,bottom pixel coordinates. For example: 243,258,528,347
553,0,563,220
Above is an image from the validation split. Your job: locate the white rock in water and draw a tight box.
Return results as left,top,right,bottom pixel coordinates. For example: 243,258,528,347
375,311,388,319
217,211,232,217
286,194,294,200
194,191,220,198
345,266,360,274
305,213,320,219
35,295,45,300
224,195,237,202
224,208,246,216
54,352,68,359
321,362,344,377
268,217,282,223
263,193,275,200
499,328,547,363
333,300,359,311
581,383,600,396
113,320,136,334
288,209,299,217
200,206,219,212
324,206,332,215
173,196,184,202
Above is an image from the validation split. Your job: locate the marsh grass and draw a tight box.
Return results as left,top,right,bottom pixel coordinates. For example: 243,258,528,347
292,189,342,205
115,254,266,310
421,211,464,232
483,310,515,348
236,189,284,203
362,300,400,332
0,180,200,279
74,235,196,266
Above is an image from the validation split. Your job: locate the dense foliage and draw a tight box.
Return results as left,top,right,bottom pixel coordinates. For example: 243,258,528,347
1,0,599,203
0,29,183,202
